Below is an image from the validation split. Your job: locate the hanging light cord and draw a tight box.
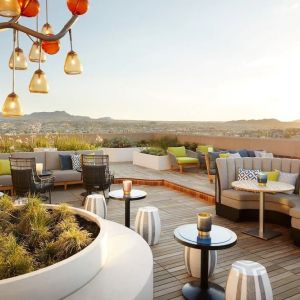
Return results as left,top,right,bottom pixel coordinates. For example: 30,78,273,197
12,29,16,93
46,0,49,24
38,40,42,69
69,29,73,51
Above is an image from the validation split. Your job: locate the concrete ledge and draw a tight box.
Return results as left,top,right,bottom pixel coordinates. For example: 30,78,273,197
66,220,153,300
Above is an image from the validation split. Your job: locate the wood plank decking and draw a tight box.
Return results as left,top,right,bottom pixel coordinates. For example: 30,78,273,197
53,184,300,300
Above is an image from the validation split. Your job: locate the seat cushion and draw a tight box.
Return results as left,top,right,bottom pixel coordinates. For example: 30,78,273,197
52,170,82,183
0,175,12,186
176,157,199,165
222,189,259,201
168,147,186,157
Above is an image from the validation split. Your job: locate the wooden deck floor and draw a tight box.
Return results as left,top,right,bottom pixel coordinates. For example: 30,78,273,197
53,184,300,300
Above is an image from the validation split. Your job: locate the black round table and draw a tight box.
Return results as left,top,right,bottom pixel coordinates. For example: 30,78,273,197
109,189,147,228
174,224,237,300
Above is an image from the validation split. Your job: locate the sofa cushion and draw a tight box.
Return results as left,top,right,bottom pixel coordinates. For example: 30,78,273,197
176,157,199,165
11,152,46,164
266,170,280,181
76,150,103,155
59,155,72,170
229,153,241,159
278,171,299,194
0,153,11,160
222,189,259,201
71,154,81,170
0,160,11,175
197,145,213,154
237,168,260,181
0,175,12,186
238,149,249,157
45,151,75,170
168,147,186,157
247,150,256,157
219,153,230,158
52,170,82,183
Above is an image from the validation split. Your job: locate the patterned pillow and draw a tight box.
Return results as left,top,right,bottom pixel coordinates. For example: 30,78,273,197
238,168,260,181
71,154,81,170
278,171,298,194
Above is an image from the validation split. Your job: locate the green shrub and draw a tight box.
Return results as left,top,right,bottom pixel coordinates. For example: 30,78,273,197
183,142,198,151
101,137,135,148
53,136,95,151
141,147,166,156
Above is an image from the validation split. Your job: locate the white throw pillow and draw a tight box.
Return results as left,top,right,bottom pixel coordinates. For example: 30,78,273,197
254,150,266,157
278,171,298,194
237,168,260,181
229,153,241,158
71,154,81,170
260,152,274,158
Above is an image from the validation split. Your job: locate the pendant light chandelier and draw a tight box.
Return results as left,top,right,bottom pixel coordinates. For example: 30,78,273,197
0,0,89,117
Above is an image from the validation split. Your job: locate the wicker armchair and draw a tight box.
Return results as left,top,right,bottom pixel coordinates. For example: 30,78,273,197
167,147,199,173
81,155,114,201
9,157,54,202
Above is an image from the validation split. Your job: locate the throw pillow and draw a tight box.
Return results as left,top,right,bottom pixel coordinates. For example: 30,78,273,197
238,168,260,181
247,150,256,157
266,170,280,181
168,146,186,157
0,159,11,175
278,171,298,194
260,152,274,158
59,154,72,170
229,152,241,158
71,154,81,170
219,153,230,158
238,149,249,157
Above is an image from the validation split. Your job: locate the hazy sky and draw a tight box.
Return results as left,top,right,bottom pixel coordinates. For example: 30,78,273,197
0,0,300,121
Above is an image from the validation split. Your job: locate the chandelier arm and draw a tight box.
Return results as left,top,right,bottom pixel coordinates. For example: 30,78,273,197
0,15,79,41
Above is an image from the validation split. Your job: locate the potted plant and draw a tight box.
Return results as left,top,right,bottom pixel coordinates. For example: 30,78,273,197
0,196,107,300
133,147,171,170
100,137,140,162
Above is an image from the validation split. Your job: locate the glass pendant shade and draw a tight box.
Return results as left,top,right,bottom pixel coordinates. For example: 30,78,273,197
29,41,46,62
67,0,89,15
42,37,60,55
18,0,40,17
2,92,23,117
29,69,49,93
64,51,82,75
41,23,53,35
9,47,28,70
0,0,21,17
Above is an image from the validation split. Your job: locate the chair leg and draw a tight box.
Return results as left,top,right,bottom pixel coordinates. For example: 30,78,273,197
179,165,183,173
49,189,52,204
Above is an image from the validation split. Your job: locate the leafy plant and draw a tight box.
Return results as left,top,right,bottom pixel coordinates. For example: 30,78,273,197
141,147,166,156
53,136,95,151
101,137,135,148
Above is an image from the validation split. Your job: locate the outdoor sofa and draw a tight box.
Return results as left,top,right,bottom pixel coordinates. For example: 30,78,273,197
216,157,300,245
0,150,103,192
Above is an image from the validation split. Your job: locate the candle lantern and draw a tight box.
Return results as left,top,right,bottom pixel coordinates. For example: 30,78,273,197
123,180,132,196
36,163,43,175
197,212,212,237
257,172,268,187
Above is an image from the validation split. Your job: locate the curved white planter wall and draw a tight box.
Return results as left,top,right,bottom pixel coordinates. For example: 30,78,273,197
0,206,107,300
133,152,171,170
101,147,141,162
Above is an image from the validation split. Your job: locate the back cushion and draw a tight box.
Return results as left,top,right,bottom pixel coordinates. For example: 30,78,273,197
0,153,11,160
59,155,73,170
46,151,75,170
11,152,46,164
76,150,104,155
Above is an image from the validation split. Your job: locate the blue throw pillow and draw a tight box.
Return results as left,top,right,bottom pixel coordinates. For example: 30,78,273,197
238,149,249,157
59,154,72,170
247,150,256,157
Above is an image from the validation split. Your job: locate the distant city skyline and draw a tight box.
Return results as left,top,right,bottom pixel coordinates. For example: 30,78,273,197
0,0,300,121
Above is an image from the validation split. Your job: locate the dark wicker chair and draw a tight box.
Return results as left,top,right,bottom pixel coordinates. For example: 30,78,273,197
81,155,114,202
9,157,54,203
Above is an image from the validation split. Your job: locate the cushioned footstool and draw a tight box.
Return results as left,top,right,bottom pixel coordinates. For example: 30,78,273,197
135,206,161,245
84,194,107,219
184,246,217,278
226,260,273,300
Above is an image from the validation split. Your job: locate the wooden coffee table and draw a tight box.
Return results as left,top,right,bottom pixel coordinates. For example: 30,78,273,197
232,180,294,240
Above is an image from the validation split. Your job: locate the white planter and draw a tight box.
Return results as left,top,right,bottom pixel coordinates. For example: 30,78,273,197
0,205,107,300
133,152,171,170
101,147,140,162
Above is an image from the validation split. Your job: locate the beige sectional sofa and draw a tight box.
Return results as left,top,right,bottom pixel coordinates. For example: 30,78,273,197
0,150,103,191
216,157,300,245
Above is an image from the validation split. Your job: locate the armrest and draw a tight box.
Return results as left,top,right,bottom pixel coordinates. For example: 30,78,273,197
186,149,197,158
167,151,178,167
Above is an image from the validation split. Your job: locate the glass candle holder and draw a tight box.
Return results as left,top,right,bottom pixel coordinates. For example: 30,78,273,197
197,212,212,237
36,163,43,175
122,180,132,196
257,172,268,187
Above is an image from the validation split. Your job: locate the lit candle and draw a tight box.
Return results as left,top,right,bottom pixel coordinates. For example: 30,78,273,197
197,212,212,237
36,163,43,175
123,180,132,196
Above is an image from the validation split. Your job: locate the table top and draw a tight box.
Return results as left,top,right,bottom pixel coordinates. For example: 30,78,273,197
232,180,295,193
38,170,53,177
174,224,237,250
109,189,147,201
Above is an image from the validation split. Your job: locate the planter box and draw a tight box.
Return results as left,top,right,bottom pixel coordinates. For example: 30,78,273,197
101,147,141,162
133,152,171,170
0,205,107,300
34,148,57,152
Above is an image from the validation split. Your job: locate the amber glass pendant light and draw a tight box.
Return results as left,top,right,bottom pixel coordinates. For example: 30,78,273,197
29,41,49,93
64,29,82,75
9,30,28,70
0,0,21,17
41,0,53,34
29,16,46,62
2,30,24,117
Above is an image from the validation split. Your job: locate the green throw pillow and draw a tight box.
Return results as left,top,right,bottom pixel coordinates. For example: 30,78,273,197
168,146,186,157
0,160,11,175
197,145,213,154
219,153,230,158
266,170,280,181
